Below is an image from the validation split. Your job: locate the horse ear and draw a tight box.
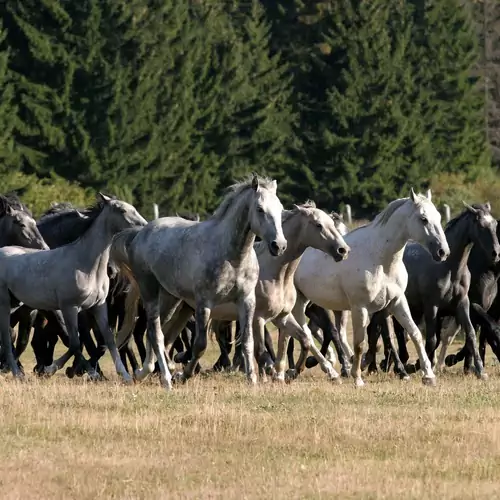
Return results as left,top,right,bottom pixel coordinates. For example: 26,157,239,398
485,201,492,212
251,175,259,192
5,205,13,216
98,192,112,203
462,201,478,214
426,189,432,201
271,179,277,192
410,187,417,202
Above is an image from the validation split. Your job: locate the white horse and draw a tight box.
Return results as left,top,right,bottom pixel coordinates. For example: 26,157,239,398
288,189,450,386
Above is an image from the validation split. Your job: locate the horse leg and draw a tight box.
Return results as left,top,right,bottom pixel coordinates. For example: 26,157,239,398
285,305,340,382
381,313,409,379
407,306,439,374
307,308,350,377
88,303,131,383
254,316,272,381
393,319,409,366
0,293,22,378
133,306,148,362
312,326,336,366
286,337,295,370
237,293,258,385
436,320,460,371
213,321,232,372
388,297,436,385
264,325,276,361
362,313,380,374
176,300,216,383
163,301,195,373
44,307,88,376
273,327,290,382
13,306,35,373
336,310,354,361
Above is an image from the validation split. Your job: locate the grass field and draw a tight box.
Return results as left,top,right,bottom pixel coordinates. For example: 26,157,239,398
1,336,500,500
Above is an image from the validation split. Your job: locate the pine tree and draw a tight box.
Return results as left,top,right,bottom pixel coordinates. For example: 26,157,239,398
0,20,18,172
0,0,72,176
408,0,490,181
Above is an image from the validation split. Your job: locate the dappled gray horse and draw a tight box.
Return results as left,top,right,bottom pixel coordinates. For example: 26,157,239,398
153,201,350,383
111,175,287,390
0,193,147,380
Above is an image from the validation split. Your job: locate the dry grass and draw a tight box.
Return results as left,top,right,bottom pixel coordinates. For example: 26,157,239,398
2,339,500,500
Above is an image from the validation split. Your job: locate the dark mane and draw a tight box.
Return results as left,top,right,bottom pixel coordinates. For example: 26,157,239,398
37,200,107,244
445,203,492,233
175,211,201,222
0,192,32,217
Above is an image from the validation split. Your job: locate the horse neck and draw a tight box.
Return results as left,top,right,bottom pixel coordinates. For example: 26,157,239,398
215,190,256,262
369,206,412,270
444,217,474,274
75,209,114,277
262,212,307,284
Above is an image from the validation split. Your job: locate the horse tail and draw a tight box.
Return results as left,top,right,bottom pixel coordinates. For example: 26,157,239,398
109,228,142,350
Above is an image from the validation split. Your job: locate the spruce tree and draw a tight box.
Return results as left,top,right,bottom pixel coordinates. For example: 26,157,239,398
0,21,18,173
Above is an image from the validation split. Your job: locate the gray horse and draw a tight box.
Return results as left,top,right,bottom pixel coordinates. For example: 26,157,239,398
0,194,48,250
0,193,147,380
111,175,287,390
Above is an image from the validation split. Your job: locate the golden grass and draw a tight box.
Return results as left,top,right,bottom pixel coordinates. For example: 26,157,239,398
2,340,500,500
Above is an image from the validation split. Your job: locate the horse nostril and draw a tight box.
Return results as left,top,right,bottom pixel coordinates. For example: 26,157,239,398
437,248,445,258
270,241,279,253
493,250,500,259
338,246,347,255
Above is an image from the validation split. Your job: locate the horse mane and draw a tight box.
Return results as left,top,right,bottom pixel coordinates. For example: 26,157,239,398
211,175,276,220
38,200,107,237
0,192,32,217
40,202,78,219
175,211,201,222
445,203,492,233
348,195,429,235
281,200,317,224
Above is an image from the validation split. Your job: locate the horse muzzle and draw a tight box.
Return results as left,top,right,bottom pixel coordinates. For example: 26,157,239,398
332,244,350,262
268,239,287,257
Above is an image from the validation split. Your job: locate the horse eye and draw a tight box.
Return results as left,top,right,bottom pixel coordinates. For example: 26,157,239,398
257,207,264,213
421,216,428,225
315,222,322,229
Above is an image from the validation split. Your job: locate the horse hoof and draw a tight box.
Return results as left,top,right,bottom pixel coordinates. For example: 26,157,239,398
247,374,258,386
354,377,365,388
330,376,342,385
478,372,489,381
44,364,57,377
285,369,298,382
405,363,418,375
422,376,436,387
172,371,187,385
340,368,350,378
305,356,318,369
65,367,75,379
400,374,410,382
444,355,456,367
272,374,286,384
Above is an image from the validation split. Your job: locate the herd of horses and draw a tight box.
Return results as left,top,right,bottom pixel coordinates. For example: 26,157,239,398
0,174,499,391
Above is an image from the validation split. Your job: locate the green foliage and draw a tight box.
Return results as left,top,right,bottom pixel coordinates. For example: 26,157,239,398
430,169,500,219
0,0,493,219
0,20,17,171
1,170,94,217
